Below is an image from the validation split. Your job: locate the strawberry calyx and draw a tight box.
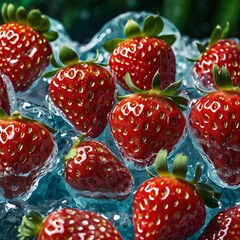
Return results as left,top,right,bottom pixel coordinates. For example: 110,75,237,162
196,65,239,93
188,22,230,62
103,15,176,53
115,72,189,111
43,46,106,78
147,149,221,208
212,64,237,91
64,134,86,161
17,211,45,240
1,3,58,41
0,107,57,134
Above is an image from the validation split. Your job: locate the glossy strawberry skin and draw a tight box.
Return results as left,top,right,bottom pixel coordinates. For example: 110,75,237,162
109,37,176,91
37,208,123,239
49,63,116,138
133,176,206,240
0,23,52,92
64,140,134,200
189,90,240,185
0,117,56,198
199,206,240,239
194,39,240,90
109,93,186,167
0,75,10,115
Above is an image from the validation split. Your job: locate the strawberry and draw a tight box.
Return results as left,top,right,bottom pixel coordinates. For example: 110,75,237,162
44,46,116,138
190,22,240,90
64,135,134,200
189,65,240,186
133,149,220,240
108,73,188,168
199,206,240,239
0,109,57,199
18,208,123,239
103,15,176,92
0,3,58,92
0,74,11,115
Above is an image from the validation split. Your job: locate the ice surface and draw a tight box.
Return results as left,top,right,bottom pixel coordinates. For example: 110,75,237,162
0,11,239,240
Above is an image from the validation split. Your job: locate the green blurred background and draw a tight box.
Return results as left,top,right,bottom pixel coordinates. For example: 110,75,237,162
1,0,239,43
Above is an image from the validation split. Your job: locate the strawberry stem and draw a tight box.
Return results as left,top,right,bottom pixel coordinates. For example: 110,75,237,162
18,211,44,240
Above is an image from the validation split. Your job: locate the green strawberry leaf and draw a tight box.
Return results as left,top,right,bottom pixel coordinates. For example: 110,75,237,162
35,16,50,33
124,19,141,38
161,80,182,95
64,148,77,161
158,34,176,46
103,38,125,53
1,3,9,22
27,9,42,29
154,149,170,176
43,31,58,41
213,65,233,90
18,211,45,240
172,153,188,179
142,15,163,37
0,108,8,118
196,42,207,53
6,3,16,22
195,183,221,208
221,22,230,38
169,95,189,107
50,54,62,68
125,73,148,94
209,25,222,47
16,6,27,25
59,46,79,66
190,164,202,184
42,69,59,78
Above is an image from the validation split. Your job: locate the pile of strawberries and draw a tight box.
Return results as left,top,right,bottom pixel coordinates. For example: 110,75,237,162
0,3,240,240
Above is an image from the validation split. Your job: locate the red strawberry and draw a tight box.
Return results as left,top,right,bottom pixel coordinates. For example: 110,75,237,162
190,22,240,90
103,15,176,91
189,65,240,186
64,135,134,200
45,46,116,138
18,208,123,239
0,74,11,115
0,109,57,199
199,206,240,239
133,150,220,240
0,3,58,92
108,73,187,168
